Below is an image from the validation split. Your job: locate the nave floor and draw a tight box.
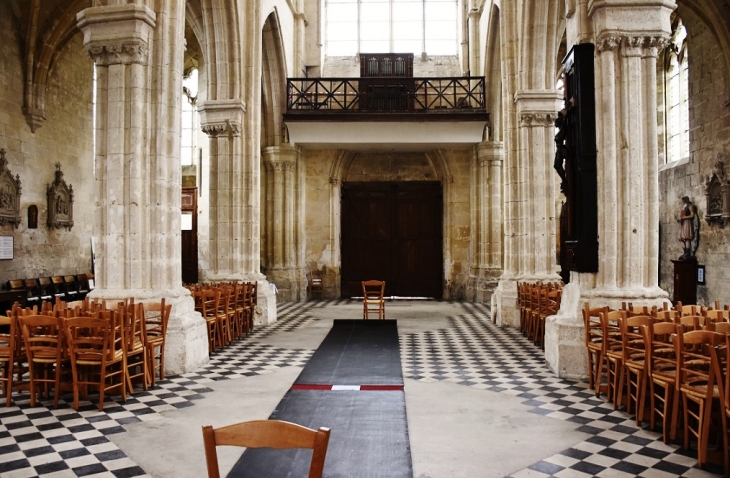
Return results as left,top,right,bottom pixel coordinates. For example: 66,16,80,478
0,300,724,477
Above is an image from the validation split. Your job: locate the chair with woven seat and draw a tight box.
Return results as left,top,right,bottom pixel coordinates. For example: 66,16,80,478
645,320,680,443
196,289,220,355
620,314,652,422
0,315,18,406
362,280,385,320
121,302,149,393
64,311,127,411
145,299,172,386
19,315,67,408
583,304,610,397
674,328,726,467
602,309,627,407
309,270,324,300
202,419,331,478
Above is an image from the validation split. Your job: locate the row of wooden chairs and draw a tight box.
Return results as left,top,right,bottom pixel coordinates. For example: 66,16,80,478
7,273,94,305
517,282,563,348
583,301,730,471
0,296,171,411
187,282,257,355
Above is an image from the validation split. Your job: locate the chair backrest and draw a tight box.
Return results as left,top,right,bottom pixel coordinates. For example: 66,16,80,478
19,315,64,363
0,315,15,359
145,299,171,339
64,315,112,364
582,304,609,349
201,420,331,478
362,280,385,300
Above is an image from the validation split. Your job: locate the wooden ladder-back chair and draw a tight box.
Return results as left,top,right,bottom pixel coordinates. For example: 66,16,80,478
145,299,172,386
653,309,679,322
601,309,626,407
645,321,680,443
121,302,149,393
309,270,324,300
362,280,385,320
64,311,127,411
674,328,726,467
227,284,243,340
19,315,67,408
705,309,730,323
0,315,17,406
583,304,610,397
620,314,652,422
197,289,220,355
233,283,247,336
214,287,232,348
202,420,331,478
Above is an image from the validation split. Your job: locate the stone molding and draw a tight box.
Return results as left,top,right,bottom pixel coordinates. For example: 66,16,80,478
198,99,247,138
519,113,554,127
77,5,156,66
595,35,669,56
263,161,296,173
476,141,504,164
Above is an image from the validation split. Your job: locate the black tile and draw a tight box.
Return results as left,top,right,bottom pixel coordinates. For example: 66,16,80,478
100,426,126,435
560,448,592,460
80,436,110,447
96,449,127,461
35,460,70,474
598,447,631,460
47,434,76,445
60,447,91,459
527,461,564,474
112,466,148,477
14,431,44,443
73,463,108,476
0,458,30,473
24,445,55,457
570,460,606,476
586,435,617,447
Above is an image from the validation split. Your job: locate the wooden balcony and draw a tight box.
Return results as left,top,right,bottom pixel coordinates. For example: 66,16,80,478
284,76,489,123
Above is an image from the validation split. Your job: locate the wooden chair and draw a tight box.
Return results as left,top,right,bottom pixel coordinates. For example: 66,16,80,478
64,312,127,411
535,287,561,349
196,289,220,355
145,299,172,386
362,280,385,320
645,321,680,443
0,315,17,406
121,302,149,393
243,282,256,333
19,315,67,408
602,309,626,407
674,328,726,467
214,287,232,348
583,304,610,397
705,309,730,323
309,270,324,300
620,314,652,422
202,420,331,478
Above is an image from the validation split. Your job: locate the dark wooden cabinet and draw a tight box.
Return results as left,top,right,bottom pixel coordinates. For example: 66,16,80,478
0,288,26,315
560,43,598,272
672,259,697,305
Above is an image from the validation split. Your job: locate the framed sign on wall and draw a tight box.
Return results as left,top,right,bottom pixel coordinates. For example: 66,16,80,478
0,235,13,259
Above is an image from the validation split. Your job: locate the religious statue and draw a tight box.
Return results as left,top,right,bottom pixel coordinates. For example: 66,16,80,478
676,196,700,260
553,109,568,193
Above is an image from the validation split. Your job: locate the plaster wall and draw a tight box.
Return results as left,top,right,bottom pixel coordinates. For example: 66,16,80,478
0,9,94,285
301,148,473,299
658,9,730,305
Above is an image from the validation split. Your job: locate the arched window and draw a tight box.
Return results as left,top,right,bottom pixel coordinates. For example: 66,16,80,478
181,69,199,166
326,0,458,56
663,19,689,163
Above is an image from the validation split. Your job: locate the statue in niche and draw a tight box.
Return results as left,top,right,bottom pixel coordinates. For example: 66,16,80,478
0,148,22,228
676,196,700,260
47,162,74,230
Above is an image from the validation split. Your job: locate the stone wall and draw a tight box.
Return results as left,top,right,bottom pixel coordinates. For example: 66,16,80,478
0,6,94,286
658,8,730,304
322,55,463,77
301,148,472,299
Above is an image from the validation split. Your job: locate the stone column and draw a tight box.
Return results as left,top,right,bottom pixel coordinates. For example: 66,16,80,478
77,3,208,374
262,144,305,301
545,0,674,379
493,91,563,327
467,141,503,303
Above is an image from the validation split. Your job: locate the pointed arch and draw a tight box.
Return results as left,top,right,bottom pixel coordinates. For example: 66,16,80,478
261,9,289,148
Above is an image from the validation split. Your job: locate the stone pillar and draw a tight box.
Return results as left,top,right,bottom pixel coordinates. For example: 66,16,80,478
467,141,503,303
77,3,208,374
197,99,277,325
545,0,674,379
262,144,305,301
493,91,563,327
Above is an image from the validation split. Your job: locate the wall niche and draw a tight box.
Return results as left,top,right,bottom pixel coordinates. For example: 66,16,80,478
703,156,730,227
47,162,74,230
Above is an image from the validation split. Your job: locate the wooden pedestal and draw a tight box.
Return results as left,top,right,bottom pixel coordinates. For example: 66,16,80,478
672,259,697,306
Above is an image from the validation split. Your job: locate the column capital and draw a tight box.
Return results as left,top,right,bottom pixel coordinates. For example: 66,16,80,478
77,5,156,66
475,141,504,162
198,99,247,137
588,0,675,42
514,90,563,119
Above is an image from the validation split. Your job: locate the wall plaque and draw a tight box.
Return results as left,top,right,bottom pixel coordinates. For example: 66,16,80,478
0,235,13,259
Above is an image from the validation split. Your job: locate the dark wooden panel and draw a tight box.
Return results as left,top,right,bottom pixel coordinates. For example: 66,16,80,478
341,182,442,298
181,187,198,285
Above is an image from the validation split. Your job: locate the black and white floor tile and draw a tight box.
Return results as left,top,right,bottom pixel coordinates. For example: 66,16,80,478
0,300,725,477
399,309,723,478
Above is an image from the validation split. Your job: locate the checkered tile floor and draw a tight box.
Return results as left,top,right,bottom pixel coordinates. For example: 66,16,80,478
0,300,725,477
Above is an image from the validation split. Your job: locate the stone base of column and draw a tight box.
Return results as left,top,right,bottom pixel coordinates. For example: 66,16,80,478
88,287,208,375
466,268,501,304
544,279,670,379
202,272,279,326
266,267,306,302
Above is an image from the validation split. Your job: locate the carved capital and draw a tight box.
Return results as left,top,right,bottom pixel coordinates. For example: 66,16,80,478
264,161,296,173
86,41,149,66
520,113,554,127
596,36,621,52
201,119,241,138
198,99,246,138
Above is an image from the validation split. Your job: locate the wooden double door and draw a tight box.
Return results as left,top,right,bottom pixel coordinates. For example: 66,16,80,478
340,181,443,299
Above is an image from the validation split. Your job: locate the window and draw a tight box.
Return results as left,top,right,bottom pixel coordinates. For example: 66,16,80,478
326,0,458,56
664,20,689,163
181,69,199,166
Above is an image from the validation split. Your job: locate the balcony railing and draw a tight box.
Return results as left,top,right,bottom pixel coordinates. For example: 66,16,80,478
286,76,486,115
